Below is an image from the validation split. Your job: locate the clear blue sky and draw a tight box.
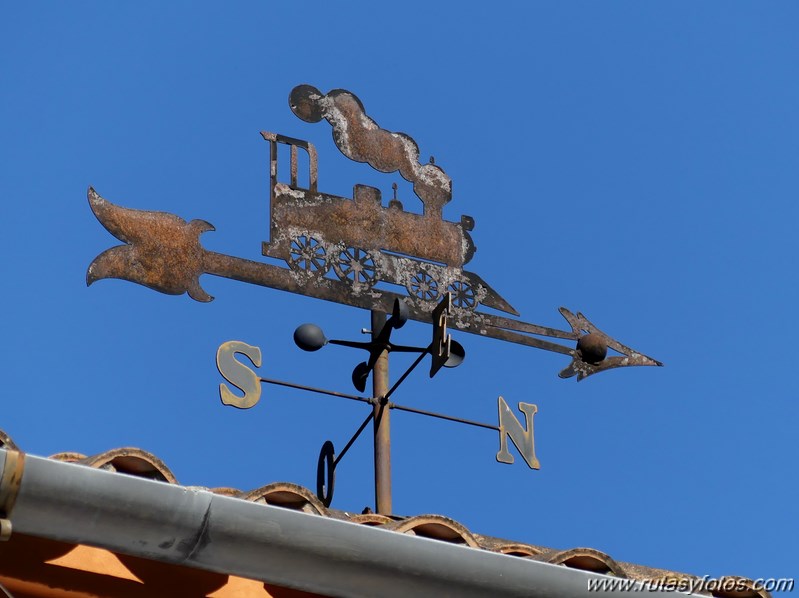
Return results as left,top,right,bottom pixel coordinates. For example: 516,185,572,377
2,1,797,587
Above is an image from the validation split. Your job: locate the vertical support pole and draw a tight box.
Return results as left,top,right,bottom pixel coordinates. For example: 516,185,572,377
371,310,392,515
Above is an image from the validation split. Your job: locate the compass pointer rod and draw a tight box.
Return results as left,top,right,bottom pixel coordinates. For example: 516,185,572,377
259,377,372,405
389,402,499,432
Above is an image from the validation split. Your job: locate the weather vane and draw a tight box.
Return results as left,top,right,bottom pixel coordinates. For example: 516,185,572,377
88,84,661,514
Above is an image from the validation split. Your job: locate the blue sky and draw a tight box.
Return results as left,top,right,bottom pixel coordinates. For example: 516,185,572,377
2,1,797,587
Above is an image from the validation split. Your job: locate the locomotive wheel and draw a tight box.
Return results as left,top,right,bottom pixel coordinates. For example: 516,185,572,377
448,280,477,310
288,235,327,274
337,247,377,286
407,271,440,302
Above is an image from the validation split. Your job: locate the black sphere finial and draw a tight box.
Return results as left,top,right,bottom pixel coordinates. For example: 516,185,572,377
294,323,328,351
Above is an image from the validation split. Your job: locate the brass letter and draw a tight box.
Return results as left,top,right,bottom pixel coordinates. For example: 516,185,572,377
217,341,262,409
496,396,540,469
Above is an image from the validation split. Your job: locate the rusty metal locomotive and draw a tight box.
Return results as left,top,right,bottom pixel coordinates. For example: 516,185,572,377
261,131,518,316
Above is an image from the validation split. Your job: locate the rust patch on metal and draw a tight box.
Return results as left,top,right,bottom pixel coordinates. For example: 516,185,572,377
0,450,25,539
0,431,17,451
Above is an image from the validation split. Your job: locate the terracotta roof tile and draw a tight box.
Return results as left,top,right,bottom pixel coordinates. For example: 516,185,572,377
492,543,541,558
80,447,178,484
0,429,771,597
386,514,481,548
48,451,88,462
243,482,329,516
348,513,394,526
208,487,245,498
542,547,627,577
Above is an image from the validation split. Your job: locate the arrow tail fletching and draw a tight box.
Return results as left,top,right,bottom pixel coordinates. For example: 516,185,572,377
86,188,214,301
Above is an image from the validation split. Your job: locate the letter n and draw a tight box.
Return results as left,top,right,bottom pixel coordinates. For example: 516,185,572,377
496,397,540,469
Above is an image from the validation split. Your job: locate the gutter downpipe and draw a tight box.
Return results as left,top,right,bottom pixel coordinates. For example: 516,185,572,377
0,449,687,597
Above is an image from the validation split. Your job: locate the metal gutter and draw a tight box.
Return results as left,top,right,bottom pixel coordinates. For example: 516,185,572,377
0,449,688,597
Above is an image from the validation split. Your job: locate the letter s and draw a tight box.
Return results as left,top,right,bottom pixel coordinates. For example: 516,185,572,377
216,341,262,409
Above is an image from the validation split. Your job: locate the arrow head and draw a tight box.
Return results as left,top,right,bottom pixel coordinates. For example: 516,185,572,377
557,308,663,381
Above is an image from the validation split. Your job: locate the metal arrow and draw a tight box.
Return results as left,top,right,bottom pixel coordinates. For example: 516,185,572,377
86,188,662,380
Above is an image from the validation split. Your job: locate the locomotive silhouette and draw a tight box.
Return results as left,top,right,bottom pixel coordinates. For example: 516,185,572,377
261,131,517,316
260,85,517,316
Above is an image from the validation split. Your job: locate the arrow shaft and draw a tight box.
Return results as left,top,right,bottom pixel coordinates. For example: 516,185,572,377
203,251,576,356
86,189,661,380
485,314,578,341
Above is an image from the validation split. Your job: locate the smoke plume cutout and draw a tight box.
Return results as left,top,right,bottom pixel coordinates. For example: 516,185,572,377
289,85,452,216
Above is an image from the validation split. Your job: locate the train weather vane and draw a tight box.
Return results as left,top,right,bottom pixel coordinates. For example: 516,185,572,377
87,84,661,513
87,84,659,379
